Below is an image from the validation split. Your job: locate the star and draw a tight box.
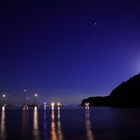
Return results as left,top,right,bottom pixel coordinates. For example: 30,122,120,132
94,22,97,26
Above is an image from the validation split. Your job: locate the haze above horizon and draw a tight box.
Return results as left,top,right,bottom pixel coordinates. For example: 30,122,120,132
1,0,140,105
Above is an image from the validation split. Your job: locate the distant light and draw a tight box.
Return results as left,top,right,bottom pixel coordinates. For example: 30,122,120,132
2,106,5,111
57,102,62,111
57,102,61,106
85,103,90,106
51,102,55,107
85,102,90,110
34,106,37,111
94,22,97,26
35,93,38,97
44,102,47,110
58,107,60,111
24,89,27,92
2,94,6,98
51,102,55,111
26,97,29,100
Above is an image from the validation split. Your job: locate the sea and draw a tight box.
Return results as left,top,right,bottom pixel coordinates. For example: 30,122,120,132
0,107,140,140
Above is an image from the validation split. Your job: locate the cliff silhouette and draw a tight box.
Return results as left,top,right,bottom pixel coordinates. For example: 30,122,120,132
81,73,140,107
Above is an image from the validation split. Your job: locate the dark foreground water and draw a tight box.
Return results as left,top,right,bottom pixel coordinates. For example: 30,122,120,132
0,107,140,140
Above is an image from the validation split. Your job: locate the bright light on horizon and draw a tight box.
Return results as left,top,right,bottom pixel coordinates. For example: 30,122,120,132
57,102,60,106
34,106,38,111
85,102,90,110
51,102,55,111
51,102,55,107
2,106,5,111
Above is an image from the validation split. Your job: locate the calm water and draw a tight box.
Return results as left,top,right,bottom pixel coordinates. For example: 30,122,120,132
0,107,140,140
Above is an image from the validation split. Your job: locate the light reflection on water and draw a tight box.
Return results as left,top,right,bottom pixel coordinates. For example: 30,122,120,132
43,110,48,139
0,110,6,140
44,110,47,130
0,108,140,140
51,110,63,140
57,110,63,140
85,110,94,140
22,110,29,137
33,107,40,140
51,110,57,140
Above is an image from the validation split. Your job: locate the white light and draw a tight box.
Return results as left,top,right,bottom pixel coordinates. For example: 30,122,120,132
24,89,27,92
2,94,6,98
85,103,90,110
23,105,28,110
51,102,55,111
34,106,37,111
85,103,89,106
57,102,61,106
51,102,55,107
35,93,38,97
2,106,5,111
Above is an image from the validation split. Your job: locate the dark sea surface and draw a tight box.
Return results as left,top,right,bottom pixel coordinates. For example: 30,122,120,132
0,107,140,140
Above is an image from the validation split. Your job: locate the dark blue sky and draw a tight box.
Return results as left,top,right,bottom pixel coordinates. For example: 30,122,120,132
1,0,140,105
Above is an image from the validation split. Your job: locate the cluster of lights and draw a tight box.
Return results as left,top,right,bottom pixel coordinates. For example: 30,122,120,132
24,89,38,98
1,90,64,111
0,94,6,111
50,102,63,111
23,104,29,110
85,102,90,110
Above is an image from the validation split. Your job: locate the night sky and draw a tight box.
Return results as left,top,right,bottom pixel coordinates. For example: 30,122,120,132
1,0,140,105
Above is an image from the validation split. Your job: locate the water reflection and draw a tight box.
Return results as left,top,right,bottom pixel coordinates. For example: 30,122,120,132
33,107,40,140
0,110,6,140
51,110,63,140
22,110,29,137
44,110,47,130
51,110,57,140
43,110,48,139
85,110,94,140
57,110,63,140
